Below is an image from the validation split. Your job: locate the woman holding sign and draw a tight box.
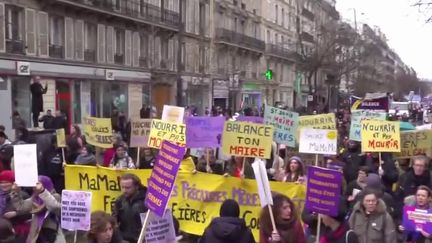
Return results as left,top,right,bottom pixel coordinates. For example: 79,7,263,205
259,194,305,243
398,185,432,243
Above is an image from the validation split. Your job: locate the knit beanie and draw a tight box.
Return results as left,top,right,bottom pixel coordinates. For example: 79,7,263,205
220,199,240,217
0,170,15,183
366,173,382,189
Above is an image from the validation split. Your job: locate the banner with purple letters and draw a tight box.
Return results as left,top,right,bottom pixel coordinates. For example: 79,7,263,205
145,140,186,217
185,116,225,148
237,116,264,124
403,206,432,234
305,166,342,216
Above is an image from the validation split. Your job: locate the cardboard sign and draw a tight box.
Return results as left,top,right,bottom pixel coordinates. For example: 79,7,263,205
13,144,38,187
130,119,152,148
361,120,401,152
83,117,113,149
185,116,225,148
299,129,338,155
147,119,186,149
56,129,66,148
349,110,387,141
236,116,264,124
162,105,185,123
264,106,299,147
144,209,177,243
252,159,273,207
403,206,432,234
61,190,92,231
145,141,186,217
305,166,342,216
221,121,273,159
396,130,432,158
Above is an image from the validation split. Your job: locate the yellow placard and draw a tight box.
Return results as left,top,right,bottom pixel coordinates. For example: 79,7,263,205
56,129,66,148
83,117,113,149
221,121,273,159
298,113,337,130
65,165,306,241
147,119,186,149
395,130,432,158
361,120,401,152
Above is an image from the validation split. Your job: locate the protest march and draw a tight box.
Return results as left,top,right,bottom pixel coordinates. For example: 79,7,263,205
2,96,432,243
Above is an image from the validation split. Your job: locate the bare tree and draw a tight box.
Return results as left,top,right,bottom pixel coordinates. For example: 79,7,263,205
412,0,432,22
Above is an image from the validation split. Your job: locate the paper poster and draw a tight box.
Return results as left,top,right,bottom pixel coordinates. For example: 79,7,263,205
236,116,264,124
13,144,38,187
147,119,186,149
221,121,274,159
130,119,152,148
61,190,92,231
403,206,432,234
145,141,186,217
305,166,342,216
299,129,338,155
361,120,401,152
264,106,299,147
83,117,113,148
252,159,273,208
185,116,225,148
162,105,185,123
144,209,177,243
349,110,387,141
298,113,336,130
395,130,432,158
56,129,66,148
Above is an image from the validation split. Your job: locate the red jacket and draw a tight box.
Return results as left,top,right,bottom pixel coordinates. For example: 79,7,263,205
259,221,305,243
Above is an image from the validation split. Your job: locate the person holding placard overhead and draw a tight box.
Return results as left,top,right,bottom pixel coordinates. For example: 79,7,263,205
349,188,396,243
259,193,305,243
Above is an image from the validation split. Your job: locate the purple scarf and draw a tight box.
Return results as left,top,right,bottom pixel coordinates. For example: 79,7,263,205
33,176,55,227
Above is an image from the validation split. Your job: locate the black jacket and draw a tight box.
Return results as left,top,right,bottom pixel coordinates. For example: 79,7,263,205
342,150,366,184
366,153,399,193
199,217,255,243
113,188,148,243
30,83,47,112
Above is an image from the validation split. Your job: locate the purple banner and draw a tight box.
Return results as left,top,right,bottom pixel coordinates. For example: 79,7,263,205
403,206,432,234
237,116,264,124
350,96,389,111
145,140,186,217
185,116,225,148
305,166,342,216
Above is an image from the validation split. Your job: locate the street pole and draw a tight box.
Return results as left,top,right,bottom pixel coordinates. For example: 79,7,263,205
176,0,184,106
209,0,215,108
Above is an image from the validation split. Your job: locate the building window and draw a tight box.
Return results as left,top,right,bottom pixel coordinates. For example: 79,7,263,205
199,3,205,35
180,42,185,65
281,8,285,26
161,38,168,60
199,46,205,72
12,77,31,127
142,83,151,107
84,22,97,62
49,15,64,58
267,30,271,43
274,33,278,44
275,5,278,24
5,5,23,41
234,17,238,32
115,28,125,64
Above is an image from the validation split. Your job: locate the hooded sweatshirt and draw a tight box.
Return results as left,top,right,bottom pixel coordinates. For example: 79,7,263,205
199,217,255,243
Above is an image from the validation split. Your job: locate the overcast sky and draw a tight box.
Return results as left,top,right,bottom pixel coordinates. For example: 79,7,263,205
337,0,432,80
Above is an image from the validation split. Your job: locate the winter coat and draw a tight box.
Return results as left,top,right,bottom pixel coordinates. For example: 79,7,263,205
320,223,359,243
342,150,366,184
112,188,148,243
30,83,47,113
2,190,32,237
39,115,55,129
110,154,135,169
224,159,255,179
199,217,255,243
11,190,65,243
400,196,432,243
259,220,305,243
397,169,432,201
74,153,97,166
274,157,306,183
349,199,396,243
87,230,126,243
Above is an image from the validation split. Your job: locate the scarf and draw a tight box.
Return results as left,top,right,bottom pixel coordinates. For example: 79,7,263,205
320,223,350,243
276,217,298,243
32,176,55,227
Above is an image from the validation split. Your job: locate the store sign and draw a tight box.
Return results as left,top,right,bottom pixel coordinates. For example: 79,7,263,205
16,62,30,76
105,70,115,80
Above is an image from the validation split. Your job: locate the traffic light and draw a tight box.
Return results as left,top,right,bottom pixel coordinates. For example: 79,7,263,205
265,69,273,80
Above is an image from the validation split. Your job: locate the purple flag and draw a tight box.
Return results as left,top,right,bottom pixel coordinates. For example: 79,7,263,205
403,206,432,234
305,166,342,216
145,140,186,217
237,116,264,124
185,116,225,148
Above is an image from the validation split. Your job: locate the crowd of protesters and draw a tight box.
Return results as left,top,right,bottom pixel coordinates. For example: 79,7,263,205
0,101,432,243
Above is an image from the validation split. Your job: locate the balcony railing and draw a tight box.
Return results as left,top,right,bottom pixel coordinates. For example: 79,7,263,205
215,28,265,52
56,0,180,29
84,49,96,62
302,8,315,21
266,44,295,60
49,44,64,58
301,32,314,43
6,39,25,54
114,53,124,64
